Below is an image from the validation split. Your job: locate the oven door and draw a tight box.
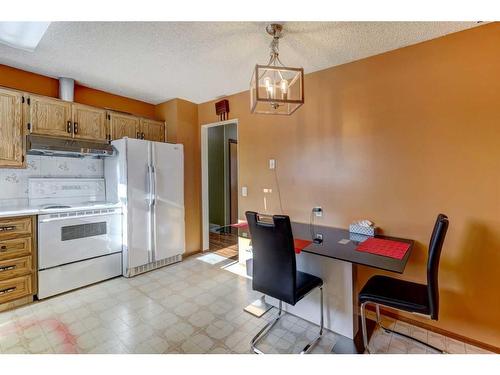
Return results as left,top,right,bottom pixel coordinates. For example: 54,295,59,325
38,209,122,270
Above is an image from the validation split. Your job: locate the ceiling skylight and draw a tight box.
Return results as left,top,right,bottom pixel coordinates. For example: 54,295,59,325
0,22,50,52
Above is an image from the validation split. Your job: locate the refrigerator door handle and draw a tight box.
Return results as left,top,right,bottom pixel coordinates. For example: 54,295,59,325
147,165,155,207
151,164,157,262
151,165,156,207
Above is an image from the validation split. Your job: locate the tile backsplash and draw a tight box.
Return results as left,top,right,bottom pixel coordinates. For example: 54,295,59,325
0,155,104,200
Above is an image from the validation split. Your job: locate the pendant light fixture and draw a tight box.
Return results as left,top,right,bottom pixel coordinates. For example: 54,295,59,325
250,23,304,115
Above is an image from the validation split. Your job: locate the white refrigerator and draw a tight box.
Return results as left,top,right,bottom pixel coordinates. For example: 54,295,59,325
105,138,185,277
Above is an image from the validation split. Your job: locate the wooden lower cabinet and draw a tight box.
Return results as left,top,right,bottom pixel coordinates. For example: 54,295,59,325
0,216,37,311
0,275,32,304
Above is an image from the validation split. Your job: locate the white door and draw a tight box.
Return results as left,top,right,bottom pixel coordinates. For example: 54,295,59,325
126,138,152,267
152,142,185,260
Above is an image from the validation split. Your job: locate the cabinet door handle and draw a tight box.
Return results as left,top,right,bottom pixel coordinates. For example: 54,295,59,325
0,287,16,295
74,122,79,134
0,226,15,232
67,121,72,133
136,132,140,139
0,265,15,272
141,132,145,139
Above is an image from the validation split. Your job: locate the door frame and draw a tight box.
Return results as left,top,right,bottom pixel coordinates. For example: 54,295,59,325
228,138,238,226
201,118,239,251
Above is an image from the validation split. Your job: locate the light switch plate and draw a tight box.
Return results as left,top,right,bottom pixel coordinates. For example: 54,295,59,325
269,159,276,170
242,186,248,197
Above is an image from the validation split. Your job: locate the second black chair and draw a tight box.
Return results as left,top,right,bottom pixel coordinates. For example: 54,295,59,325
358,214,449,353
245,211,324,354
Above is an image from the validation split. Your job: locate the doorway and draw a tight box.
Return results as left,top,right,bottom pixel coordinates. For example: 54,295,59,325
201,119,239,255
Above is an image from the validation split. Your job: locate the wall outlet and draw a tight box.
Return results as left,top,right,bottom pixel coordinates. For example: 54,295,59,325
314,233,323,244
313,207,323,217
269,159,276,170
241,186,248,197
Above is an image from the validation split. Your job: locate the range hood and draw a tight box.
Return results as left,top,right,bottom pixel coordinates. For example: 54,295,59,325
27,135,115,158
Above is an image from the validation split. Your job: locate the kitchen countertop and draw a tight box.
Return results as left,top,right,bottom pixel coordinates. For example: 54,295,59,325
0,199,122,218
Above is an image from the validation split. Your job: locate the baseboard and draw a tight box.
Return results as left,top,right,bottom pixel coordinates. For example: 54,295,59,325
367,305,499,354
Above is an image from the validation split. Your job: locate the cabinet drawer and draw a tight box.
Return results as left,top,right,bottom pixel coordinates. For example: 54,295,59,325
0,217,32,240
0,275,32,304
0,256,32,281
0,237,32,260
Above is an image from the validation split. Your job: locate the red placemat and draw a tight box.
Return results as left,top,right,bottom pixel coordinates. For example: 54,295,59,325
356,237,410,260
230,222,248,228
295,239,312,254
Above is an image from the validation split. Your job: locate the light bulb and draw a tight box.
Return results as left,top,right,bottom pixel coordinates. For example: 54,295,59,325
263,77,274,99
264,77,271,89
280,79,289,100
280,79,289,94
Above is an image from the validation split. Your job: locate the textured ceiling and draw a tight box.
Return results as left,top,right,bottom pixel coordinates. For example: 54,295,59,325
0,22,481,104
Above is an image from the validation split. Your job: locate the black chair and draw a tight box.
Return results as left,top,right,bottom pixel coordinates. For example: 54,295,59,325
359,214,449,353
245,211,324,354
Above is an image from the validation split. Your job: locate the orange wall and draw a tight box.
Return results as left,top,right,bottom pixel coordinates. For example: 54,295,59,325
0,64,156,118
198,23,500,348
155,99,201,255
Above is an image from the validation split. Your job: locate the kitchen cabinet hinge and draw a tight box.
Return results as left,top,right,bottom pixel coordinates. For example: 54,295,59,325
107,114,111,120
27,123,31,131
22,155,25,163
22,96,25,104
27,98,30,105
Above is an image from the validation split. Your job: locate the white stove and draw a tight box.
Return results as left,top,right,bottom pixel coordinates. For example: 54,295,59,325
30,178,123,299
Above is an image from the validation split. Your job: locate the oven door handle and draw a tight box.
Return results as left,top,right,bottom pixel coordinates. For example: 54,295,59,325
39,212,119,223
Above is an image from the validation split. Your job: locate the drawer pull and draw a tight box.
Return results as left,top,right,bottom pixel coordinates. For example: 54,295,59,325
0,226,16,232
0,287,16,295
0,245,7,251
0,265,16,272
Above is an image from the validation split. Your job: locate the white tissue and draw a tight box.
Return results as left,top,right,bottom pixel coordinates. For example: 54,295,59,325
357,220,374,227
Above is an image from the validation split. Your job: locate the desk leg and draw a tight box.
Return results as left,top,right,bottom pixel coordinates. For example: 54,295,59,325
265,253,357,339
244,295,273,318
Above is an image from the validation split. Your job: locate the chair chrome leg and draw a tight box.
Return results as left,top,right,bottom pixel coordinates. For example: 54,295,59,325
251,286,324,354
251,300,283,354
370,303,446,354
360,301,371,354
299,286,324,354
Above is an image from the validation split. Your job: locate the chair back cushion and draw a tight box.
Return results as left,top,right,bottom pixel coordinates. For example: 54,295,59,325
427,214,449,320
246,211,297,305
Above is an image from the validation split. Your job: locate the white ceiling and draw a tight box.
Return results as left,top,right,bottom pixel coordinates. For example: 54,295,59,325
0,22,481,104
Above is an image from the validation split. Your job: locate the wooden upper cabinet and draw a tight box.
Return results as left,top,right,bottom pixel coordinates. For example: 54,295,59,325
140,119,165,142
29,95,72,137
108,112,140,140
0,88,24,168
72,104,107,142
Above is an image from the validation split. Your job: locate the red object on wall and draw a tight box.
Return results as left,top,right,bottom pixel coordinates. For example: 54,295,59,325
215,99,230,121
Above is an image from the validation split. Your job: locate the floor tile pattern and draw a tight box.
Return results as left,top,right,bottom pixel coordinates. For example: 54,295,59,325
0,254,493,354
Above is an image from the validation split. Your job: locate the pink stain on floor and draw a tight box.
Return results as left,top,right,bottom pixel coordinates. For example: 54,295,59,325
0,318,78,353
